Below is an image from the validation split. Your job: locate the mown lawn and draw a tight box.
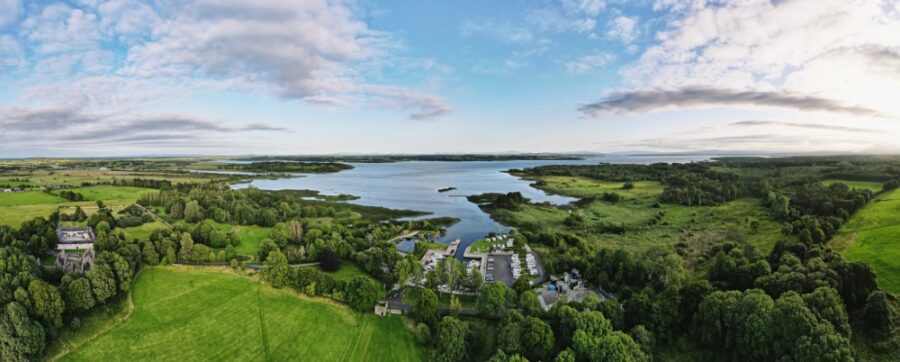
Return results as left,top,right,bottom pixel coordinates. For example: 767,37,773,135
832,188,900,293
56,267,423,362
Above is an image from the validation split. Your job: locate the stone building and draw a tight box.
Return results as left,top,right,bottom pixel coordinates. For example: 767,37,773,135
55,227,96,273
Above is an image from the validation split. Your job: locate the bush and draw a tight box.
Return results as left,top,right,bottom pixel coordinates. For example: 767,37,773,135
415,323,431,345
319,249,342,272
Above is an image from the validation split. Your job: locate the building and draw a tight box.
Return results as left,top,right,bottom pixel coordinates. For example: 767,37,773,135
55,227,96,273
56,227,96,250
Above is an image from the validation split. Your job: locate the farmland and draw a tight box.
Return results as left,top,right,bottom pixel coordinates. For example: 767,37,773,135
54,267,423,362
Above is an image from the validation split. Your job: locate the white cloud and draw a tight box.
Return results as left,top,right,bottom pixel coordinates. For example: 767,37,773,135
606,16,639,43
6,0,451,128
526,7,596,34
0,34,23,69
471,59,527,76
565,52,614,75
0,0,19,27
562,0,606,17
620,0,900,117
460,19,535,45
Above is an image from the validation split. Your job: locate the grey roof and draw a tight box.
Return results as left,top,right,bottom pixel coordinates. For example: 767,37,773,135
56,227,96,244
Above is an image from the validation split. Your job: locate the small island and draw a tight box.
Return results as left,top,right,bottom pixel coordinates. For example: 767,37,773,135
437,187,456,193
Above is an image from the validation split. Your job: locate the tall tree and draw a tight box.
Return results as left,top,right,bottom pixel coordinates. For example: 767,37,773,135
345,277,381,312
0,302,45,362
262,249,289,288
479,282,513,319
27,280,64,331
434,316,470,362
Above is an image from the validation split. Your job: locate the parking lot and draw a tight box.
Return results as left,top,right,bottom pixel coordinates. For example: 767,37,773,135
486,254,515,286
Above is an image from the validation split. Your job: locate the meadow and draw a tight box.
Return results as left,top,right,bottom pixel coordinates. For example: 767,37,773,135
54,267,423,362
493,175,783,263
831,187,900,293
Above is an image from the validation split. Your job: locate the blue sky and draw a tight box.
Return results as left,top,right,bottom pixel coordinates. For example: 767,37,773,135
1,0,900,157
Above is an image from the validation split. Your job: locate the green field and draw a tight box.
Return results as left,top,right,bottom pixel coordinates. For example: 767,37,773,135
0,186,154,227
60,186,152,202
532,176,664,200
306,262,373,282
55,267,423,362
832,188,900,293
122,221,170,241
233,225,273,256
0,191,65,206
0,169,221,187
822,179,884,193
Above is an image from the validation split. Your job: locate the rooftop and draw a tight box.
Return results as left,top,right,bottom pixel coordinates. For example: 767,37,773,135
56,227,96,244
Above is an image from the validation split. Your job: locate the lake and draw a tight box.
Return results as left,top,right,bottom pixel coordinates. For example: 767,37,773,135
233,154,715,255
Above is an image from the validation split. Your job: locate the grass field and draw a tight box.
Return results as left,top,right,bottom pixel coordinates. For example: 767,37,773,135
485,175,783,265
0,190,66,206
176,220,273,257
306,262,373,282
0,186,155,227
122,221,170,241
60,186,153,202
831,188,900,293
822,179,884,193
55,267,423,362
232,225,272,256
532,176,664,200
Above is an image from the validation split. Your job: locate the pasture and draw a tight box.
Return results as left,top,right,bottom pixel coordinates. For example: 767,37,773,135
832,188,900,293
55,267,423,362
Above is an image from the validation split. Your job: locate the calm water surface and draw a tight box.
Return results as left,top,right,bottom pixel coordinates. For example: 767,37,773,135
233,155,714,254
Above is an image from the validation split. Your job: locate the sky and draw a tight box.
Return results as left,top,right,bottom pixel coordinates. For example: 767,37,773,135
1,0,900,157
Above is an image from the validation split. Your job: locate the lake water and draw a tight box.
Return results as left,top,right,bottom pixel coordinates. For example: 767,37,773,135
232,154,715,255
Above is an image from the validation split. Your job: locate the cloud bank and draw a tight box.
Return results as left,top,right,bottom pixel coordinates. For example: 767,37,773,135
579,87,884,117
